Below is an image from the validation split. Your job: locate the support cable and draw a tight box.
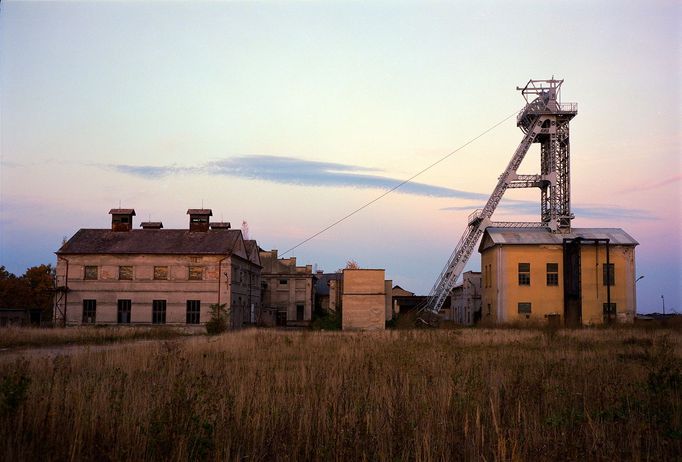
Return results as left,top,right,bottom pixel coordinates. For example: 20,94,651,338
281,108,521,256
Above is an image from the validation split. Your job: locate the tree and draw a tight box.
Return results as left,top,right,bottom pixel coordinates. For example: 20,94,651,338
0,265,54,321
205,303,229,335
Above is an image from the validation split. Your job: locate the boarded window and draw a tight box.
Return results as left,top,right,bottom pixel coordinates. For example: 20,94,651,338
119,266,133,280
603,263,615,286
188,266,203,280
186,300,200,324
518,302,532,314
546,263,559,286
152,300,166,324
154,266,169,280
117,300,131,324
84,266,98,280
82,299,96,323
518,263,530,286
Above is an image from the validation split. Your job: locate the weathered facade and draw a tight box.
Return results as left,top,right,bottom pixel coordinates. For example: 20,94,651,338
341,269,391,331
55,209,262,328
259,250,315,327
447,271,482,325
480,227,638,326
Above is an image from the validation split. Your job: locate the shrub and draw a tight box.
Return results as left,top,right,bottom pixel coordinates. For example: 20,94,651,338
205,303,229,335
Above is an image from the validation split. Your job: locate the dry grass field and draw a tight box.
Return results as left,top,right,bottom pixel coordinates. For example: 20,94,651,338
1,327,680,461
0,326,195,350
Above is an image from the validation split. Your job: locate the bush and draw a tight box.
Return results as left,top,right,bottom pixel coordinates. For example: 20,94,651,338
205,303,229,335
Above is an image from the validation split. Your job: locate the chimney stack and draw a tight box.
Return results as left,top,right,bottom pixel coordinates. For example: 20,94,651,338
109,209,135,231
187,209,212,232
140,222,163,229
210,222,231,230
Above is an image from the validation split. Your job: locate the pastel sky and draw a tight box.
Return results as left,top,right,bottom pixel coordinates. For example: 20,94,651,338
1,0,680,313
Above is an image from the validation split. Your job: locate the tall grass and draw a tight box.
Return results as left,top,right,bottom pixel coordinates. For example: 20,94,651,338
0,326,195,349
1,328,680,461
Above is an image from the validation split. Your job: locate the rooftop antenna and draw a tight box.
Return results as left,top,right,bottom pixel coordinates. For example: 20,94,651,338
201,199,204,209
118,200,121,208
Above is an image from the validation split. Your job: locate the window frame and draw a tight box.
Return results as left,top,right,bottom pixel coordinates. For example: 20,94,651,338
188,266,203,281
82,299,97,323
117,299,132,324
186,300,201,324
517,302,532,314
154,266,169,280
546,263,559,286
152,300,167,324
119,265,133,281
84,266,98,280
518,263,530,286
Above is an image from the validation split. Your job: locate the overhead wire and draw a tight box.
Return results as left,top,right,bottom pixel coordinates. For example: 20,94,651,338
281,108,522,256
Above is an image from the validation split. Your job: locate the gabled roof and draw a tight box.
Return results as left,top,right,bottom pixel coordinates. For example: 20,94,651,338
479,227,638,252
57,229,241,255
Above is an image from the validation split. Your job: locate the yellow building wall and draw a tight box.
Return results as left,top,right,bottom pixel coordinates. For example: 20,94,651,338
480,243,636,325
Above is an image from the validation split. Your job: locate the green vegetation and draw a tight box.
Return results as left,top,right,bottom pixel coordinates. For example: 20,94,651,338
0,328,680,460
205,303,229,335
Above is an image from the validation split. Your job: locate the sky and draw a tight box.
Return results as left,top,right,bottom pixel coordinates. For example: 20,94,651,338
1,0,680,314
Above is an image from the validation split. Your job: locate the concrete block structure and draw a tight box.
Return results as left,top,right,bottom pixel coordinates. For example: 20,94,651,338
259,250,315,327
341,269,389,331
479,227,638,326
54,209,262,328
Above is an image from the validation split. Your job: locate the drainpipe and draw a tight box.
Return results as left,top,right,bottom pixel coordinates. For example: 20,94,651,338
606,240,611,321
217,254,230,305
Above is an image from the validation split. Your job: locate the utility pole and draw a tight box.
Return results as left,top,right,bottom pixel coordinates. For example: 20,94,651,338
661,295,666,316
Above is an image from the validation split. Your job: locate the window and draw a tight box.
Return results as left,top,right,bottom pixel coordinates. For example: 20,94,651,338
119,266,133,280
154,266,169,280
279,279,288,285
82,300,96,323
546,263,559,286
518,302,532,314
487,304,491,316
296,304,304,321
84,266,98,280
117,300,131,324
186,300,201,324
603,263,615,286
188,266,203,280
518,263,530,286
152,300,166,324
603,303,617,316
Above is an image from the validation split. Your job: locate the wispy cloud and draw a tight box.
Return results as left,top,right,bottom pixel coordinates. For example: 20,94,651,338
108,155,488,200
616,174,681,194
107,155,656,220
442,202,657,221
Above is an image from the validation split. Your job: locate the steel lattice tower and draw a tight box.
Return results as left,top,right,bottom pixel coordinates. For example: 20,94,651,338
422,79,577,317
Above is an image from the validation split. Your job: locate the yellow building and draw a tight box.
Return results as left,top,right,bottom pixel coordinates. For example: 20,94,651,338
479,227,638,326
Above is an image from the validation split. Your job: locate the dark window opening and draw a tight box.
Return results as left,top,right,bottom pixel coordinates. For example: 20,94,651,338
518,302,532,314
546,263,559,286
152,300,166,324
279,279,288,285
82,299,96,323
518,263,530,286
117,299,132,324
186,300,200,324
296,304,304,321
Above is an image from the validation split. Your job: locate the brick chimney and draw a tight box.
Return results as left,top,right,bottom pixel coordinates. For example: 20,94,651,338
109,209,135,231
140,222,163,229
187,209,212,232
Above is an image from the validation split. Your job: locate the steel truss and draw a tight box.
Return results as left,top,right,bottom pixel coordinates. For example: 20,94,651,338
423,79,577,315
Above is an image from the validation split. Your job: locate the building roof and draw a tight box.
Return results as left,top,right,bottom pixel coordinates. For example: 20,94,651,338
187,209,213,215
57,229,241,255
480,227,638,252
109,209,136,215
